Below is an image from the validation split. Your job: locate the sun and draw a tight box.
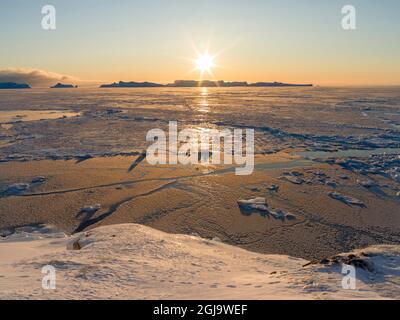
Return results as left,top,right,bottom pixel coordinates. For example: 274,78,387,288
195,52,215,75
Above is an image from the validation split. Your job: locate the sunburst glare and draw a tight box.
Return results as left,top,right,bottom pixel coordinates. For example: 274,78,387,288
194,52,215,76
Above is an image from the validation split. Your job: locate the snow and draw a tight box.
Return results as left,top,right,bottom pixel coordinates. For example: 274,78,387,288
0,223,399,300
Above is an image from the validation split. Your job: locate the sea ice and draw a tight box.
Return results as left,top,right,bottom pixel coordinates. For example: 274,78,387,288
31,176,46,183
238,198,296,221
267,184,279,191
0,224,65,241
357,180,378,188
80,204,101,214
281,175,305,185
271,209,297,221
325,180,337,188
237,197,268,212
1,183,30,196
271,209,286,220
0,227,14,238
328,192,365,207
284,213,297,221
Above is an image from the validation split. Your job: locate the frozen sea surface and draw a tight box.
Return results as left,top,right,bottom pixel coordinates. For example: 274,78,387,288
0,86,399,161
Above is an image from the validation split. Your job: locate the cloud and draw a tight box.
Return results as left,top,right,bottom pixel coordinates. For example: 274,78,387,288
0,68,88,87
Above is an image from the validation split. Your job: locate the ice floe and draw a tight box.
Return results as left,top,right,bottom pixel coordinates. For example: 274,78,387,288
31,176,46,184
238,197,297,221
328,192,365,207
79,204,101,215
322,154,400,182
0,183,30,196
237,197,268,212
325,180,337,188
0,224,65,242
280,173,305,185
357,179,378,188
267,184,279,191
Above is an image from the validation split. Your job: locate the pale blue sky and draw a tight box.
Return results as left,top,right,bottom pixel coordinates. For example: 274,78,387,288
1,0,399,85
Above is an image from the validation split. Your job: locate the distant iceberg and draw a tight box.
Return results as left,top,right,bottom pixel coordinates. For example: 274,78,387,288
170,80,313,87
0,82,31,89
51,83,77,88
100,81,164,88
100,80,313,88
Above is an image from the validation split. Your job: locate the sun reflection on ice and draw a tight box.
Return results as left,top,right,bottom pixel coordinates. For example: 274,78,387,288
198,88,210,113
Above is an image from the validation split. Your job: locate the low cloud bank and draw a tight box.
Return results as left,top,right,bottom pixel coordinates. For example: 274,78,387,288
0,68,93,87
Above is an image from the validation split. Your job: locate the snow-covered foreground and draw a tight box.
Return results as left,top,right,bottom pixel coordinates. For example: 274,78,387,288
0,224,399,300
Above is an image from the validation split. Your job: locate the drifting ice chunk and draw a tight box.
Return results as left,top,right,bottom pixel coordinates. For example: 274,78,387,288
313,171,326,177
271,209,297,221
271,209,286,220
325,180,337,188
286,171,303,177
0,227,14,238
357,180,378,188
80,204,101,214
328,192,365,207
1,183,30,196
267,184,279,191
281,176,304,185
31,176,46,184
237,197,268,212
284,213,297,221
238,198,297,221
0,224,65,241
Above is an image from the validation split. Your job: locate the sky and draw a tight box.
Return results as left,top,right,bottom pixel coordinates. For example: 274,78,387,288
1,0,400,86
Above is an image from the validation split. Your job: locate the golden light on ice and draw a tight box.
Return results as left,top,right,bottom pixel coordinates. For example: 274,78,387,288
194,52,215,76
